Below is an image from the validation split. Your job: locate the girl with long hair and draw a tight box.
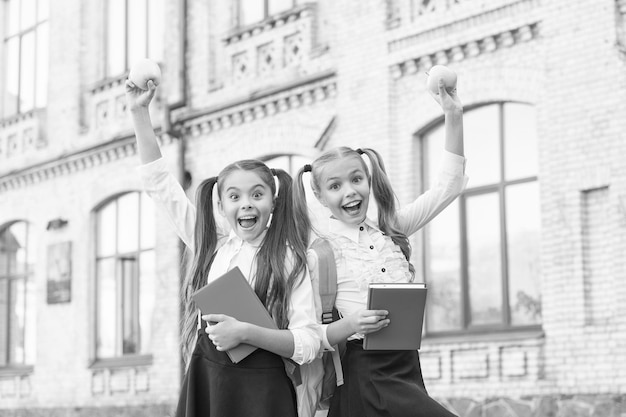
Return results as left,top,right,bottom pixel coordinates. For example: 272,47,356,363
292,79,467,417
127,80,320,417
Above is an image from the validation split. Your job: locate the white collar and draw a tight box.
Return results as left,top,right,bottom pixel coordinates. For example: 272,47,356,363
226,228,267,248
327,216,382,243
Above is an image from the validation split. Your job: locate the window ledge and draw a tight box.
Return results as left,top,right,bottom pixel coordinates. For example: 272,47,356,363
0,364,34,377
89,354,153,370
225,3,315,45
424,326,544,345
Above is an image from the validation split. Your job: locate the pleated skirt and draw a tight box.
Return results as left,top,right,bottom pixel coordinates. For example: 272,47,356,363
328,340,457,417
176,330,297,417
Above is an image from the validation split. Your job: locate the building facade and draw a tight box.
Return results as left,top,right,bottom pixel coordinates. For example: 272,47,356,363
0,0,625,415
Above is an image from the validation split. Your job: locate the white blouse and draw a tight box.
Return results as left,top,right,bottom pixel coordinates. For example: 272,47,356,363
138,158,321,364
317,150,468,343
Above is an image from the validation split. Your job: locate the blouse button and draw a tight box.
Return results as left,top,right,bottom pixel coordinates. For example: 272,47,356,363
369,245,374,250
381,268,386,273
359,226,364,231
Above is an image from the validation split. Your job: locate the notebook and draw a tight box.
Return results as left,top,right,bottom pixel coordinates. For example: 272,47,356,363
363,282,428,350
191,266,277,363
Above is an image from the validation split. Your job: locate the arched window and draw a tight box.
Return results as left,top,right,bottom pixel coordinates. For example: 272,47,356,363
422,102,541,334
95,192,155,358
0,221,36,366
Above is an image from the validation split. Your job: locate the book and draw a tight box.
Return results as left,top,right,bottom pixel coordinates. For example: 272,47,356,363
363,282,428,351
191,266,277,363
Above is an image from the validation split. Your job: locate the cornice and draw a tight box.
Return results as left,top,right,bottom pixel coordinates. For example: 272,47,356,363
0,132,173,193
179,70,337,137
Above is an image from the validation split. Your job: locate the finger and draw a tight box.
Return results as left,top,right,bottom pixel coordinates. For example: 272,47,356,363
438,79,449,99
203,314,227,323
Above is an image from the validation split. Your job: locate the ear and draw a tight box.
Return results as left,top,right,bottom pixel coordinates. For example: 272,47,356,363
217,199,226,217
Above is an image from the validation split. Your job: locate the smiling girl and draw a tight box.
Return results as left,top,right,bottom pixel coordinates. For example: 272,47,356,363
126,80,320,417
293,79,467,417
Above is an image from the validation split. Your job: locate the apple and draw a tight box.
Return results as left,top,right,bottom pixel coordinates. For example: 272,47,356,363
426,65,457,95
128,59,161,90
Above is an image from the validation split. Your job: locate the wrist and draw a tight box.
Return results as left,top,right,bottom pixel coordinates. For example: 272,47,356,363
444,107,463,119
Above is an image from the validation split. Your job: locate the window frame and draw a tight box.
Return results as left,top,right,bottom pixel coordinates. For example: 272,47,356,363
93,192,155,363
0,220,35,369
104,0,164,79
2,0,49,118
421,101,542,337
236,0,298,27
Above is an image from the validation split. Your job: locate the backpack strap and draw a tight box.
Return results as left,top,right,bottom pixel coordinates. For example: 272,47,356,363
310,238,337,325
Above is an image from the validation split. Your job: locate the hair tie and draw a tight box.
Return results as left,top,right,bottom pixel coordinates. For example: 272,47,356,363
303,164,312,173
356,148,364,155
270,168,277,176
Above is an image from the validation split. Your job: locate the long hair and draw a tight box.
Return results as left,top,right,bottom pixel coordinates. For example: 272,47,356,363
181,161,307,365
292,147,415,276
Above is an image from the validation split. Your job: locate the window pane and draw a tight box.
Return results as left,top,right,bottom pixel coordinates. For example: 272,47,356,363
467,193,502,326
0,279,7,365
269,0,293,15
20,0,36,30
97,202,117,257
240,0,264,25
107,0,126,76
148,0,164,62
8,222,27,276
37,0,49,21
118,193,139,253
425,200,462,332
4,37,20,117
35,22,49,108
128,0,147,65
20,31,36,112
140,193,155,250
24,278,36,363
7,0,20,36
506,182,541,325
464,105,501,187
121,257,138,354
139,250,155,354
9,278,26,363
97,258,116,358
504,103,538,180
425,124,445,182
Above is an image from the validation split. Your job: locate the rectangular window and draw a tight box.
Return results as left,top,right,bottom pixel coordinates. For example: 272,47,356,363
238,0,297,26
105,0,164,78
2,0,49,118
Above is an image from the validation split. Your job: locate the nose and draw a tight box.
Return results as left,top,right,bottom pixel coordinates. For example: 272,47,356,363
240,197,252,209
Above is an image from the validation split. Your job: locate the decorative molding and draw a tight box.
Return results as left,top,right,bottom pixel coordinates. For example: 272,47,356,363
179,71,337,137
224,4,315,45
390,23,539,79
0,132,174,193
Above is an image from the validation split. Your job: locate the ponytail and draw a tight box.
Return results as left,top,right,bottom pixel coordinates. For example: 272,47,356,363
292,165,313,247
181,176,219,365
357,148,416,279
258,168,307,329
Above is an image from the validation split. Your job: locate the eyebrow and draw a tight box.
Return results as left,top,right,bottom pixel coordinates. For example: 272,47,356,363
224,183,268,193
324,169,364,182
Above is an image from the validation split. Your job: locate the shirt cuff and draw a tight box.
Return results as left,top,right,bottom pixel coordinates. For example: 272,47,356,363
290,328,320,365
440,150,466,174
320,324,335,352
136,157,168,181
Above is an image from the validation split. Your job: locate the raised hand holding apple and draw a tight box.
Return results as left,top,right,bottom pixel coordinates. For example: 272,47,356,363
128,58,162,90
426,65,457,95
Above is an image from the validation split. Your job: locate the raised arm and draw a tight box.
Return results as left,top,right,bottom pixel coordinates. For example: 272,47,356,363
126,80,162,164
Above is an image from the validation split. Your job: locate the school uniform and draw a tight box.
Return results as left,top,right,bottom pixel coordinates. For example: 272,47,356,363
138,158,321,417
318,151,468,417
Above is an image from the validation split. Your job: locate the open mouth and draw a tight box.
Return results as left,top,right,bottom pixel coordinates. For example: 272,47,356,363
238,215,258,229
342,201,362,215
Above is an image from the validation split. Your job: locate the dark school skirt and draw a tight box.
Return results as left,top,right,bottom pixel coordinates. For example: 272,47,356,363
176,329,297,417
328,340,457,417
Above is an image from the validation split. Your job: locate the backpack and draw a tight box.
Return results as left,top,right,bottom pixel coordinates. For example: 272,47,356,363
309,238,345,410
